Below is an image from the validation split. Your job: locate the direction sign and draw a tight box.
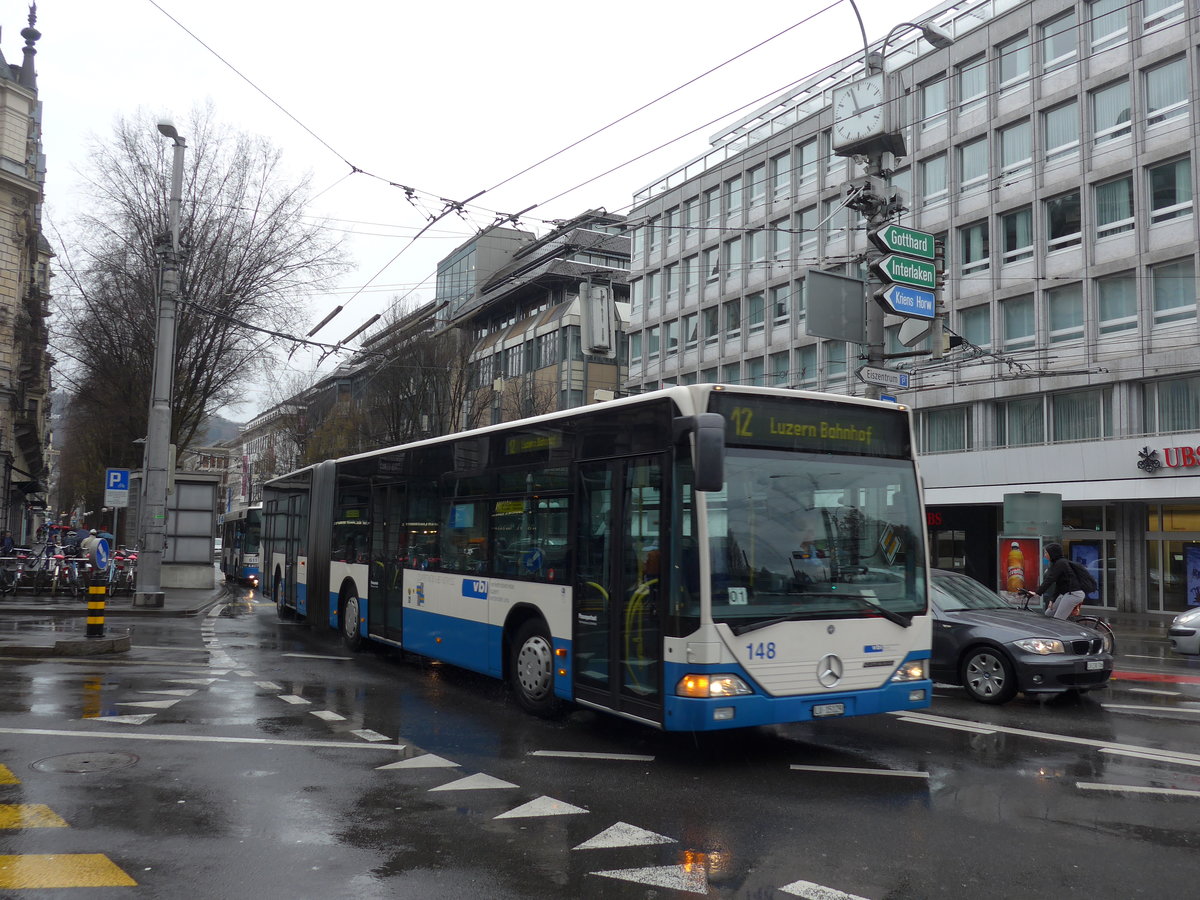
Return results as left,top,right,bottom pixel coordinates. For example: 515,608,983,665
104,468,130,509
869,224,935,260
875,284,936,319
857,366,911,389
872,254,937,290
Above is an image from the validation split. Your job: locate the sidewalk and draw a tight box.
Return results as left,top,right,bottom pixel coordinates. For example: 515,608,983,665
0,581,230,658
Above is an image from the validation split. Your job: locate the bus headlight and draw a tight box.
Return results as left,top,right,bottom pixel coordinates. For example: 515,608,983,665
676,674,753,698
890,660,927,682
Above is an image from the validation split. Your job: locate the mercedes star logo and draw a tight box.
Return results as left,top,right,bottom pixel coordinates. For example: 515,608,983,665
817,653,844,687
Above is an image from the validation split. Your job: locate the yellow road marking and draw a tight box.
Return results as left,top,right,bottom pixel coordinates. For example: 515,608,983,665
0,764,18,785
0,854,137,888
0,804,69,828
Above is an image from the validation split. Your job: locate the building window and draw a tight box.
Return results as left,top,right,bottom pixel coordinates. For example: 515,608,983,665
724,237,742,283
1145,57,1188,127
746,357,766,387
1045,191,1082,251
1041,11,1077,72
1043,101,1079,162
796,344,817,387
1089,0,1128,51
997,396,1045,446
748,229,767,269
722,362,741,384
1095,175,1134,238
665,263,679,301
684,255,699,295
1097,271,1137,334
797,206,817,255
997,33,1031,91
646,216,660,256
703,187,720,229
725,175,743,215
682,197,699,239
771,284,790,326
1052,388,1112,441
629,332,642,364
1091,80,1131,145
1144,375,1200,432
645,271,660,315
922,407,971,453
747,292,765,334
701,367,717,383
822,130,843,179
958,137,988,194
770,151,791,200
959,304,991,348
960,221,989,275
822,197,845,243
771,218,791,261
1148,157,1192,223
1143,0,1184,31
646,325,660,360
702,306,719,344
724,299,741,341
767,351,789,387
999,120,1032,177
921,154,947,208
1047,283,1084,343
665,207,680,247
631,226,645,263
683,313,698,350
1001,206,1034,263
957,55,987,111
1151,258,1196,325
703,246,719,282
664,319,679,355
921,77,948,130
1003,294,1035,349
824,341,846,381
797,139,818,188
794,278,807,321
747,164,766,212
630,278,643,316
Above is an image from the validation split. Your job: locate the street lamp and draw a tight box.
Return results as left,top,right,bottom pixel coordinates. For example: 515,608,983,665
134,120,186,607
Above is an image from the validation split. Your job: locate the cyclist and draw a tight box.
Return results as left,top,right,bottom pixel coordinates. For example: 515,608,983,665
1025,542,1085,620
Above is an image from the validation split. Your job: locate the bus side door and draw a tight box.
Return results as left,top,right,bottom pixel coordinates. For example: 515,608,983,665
574,455,664,724
368,483,406,645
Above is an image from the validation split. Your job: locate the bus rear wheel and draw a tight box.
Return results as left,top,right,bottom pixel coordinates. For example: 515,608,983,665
341,591,363,651
274,573,294,621
510,619,563,718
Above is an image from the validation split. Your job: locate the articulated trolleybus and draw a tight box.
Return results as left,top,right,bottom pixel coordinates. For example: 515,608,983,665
263,385,931,731
220,503,262,588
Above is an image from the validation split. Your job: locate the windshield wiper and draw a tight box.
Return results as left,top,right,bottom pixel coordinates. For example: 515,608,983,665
790,591,913,628
728,593,913,635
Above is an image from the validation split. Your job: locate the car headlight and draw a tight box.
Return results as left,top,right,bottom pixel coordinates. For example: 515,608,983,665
1014,638,1065,655
890,659,927,682
675,674,753,698
1173,608,1200,627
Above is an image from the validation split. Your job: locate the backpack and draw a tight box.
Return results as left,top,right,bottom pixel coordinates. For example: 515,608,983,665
1069,559,1098,595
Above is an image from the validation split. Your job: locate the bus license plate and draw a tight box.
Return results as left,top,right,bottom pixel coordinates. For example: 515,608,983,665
813,702,845,718
1086,660,1104,671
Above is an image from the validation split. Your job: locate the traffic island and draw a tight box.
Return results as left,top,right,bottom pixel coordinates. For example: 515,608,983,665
55,628,132,656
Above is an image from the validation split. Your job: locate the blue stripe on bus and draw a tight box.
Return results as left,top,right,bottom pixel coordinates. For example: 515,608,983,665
401,606,501,677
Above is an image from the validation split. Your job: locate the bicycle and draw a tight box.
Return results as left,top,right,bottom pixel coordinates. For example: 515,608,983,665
1017,589,1117,655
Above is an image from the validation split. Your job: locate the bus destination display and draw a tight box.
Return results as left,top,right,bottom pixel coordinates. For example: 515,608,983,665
709,394,910,457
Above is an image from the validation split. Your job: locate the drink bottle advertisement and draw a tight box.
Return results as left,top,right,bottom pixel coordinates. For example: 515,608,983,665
997,536,1042,597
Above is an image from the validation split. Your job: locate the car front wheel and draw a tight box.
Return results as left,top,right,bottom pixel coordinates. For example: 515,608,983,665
961,647,1017,705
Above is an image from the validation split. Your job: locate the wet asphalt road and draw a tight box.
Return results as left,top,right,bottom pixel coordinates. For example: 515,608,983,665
1,588,1198,899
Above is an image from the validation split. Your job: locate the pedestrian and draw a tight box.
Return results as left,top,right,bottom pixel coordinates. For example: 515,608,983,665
1029,542,1085,620
0,530,14,557
80,528,101,562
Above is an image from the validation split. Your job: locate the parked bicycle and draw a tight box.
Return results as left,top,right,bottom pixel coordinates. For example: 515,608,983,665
105,549,137,596
1018,589,1117,655
1,548,35,594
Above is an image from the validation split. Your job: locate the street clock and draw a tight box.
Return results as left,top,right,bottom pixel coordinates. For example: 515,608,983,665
831,73,906,157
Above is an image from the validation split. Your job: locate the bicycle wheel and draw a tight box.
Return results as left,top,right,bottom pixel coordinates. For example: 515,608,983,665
1075,615,1117,655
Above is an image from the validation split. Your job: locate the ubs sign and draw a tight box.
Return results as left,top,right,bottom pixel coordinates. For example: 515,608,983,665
1137,444,1200,473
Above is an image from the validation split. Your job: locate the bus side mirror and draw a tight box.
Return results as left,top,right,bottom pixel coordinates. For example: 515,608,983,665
675,413,725,492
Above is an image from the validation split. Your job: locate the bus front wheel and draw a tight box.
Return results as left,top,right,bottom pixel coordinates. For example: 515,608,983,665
510,619,563,718
341,591,363,651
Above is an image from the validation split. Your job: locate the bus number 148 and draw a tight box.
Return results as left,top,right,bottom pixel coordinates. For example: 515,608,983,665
746,642,776,660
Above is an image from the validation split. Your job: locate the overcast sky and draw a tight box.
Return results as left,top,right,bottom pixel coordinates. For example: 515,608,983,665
26,0,936,418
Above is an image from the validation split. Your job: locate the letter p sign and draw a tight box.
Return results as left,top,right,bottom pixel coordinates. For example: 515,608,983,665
104,468,131,507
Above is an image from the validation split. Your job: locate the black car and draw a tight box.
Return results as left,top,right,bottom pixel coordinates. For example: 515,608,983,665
929,569,1113,704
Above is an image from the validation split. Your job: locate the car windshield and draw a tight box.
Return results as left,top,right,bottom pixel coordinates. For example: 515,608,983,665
705,449,927,631
932,571,1012,611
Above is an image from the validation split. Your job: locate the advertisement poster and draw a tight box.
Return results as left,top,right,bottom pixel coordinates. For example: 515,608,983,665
1185,543,1200,608
998,536,1042,597
1069,542,1102,602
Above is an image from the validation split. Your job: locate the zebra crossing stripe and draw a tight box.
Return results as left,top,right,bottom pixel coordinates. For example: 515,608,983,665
0,804,69,828
0,854,138,889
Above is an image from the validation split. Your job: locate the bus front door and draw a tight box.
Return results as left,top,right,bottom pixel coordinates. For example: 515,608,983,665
368,483,405,645
574,456,664,724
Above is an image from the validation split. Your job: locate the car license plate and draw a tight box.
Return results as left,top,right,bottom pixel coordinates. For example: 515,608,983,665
813,702,845,718
1086,660,1104,671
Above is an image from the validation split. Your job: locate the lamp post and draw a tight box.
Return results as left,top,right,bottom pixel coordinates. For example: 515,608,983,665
837,3,953,398
134,120,186,607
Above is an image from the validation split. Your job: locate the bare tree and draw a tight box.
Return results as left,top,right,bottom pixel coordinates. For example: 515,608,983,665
52,105,346,513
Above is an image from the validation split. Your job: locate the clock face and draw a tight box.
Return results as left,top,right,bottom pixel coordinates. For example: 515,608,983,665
832,75,887,149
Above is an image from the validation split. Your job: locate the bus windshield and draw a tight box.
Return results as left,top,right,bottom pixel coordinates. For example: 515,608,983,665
706,448,926,631
243,509,262,555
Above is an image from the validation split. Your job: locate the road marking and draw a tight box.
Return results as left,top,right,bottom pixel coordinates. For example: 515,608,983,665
166,678,221,685
530,750,655,762
429,773,517,791
255,681,283,691
91,714,156,725
0,765,17,785
377,754,457,770
310,710,346,722
1100,747,1200,768
0,854,137,889
495,795,588,819
1127,687,1182,697
574,822,675,850
790,764,929,779
893,710,1200,768
0,805,69,828
780,879,870,899
590,864,707,894
277,694,310,705
1076,782,1200,799
282,653,352,661
351,729,392,743
1111,670,1200,685
138,690,198,697
895,715,996,735
1102,704,1200,716
115,699,180,710
0,726,404,751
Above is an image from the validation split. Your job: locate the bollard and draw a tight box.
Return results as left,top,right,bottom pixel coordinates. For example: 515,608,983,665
86,569,106,638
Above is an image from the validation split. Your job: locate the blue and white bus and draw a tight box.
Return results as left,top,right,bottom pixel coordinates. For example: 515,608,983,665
219,503,262,588
262,385,931,731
